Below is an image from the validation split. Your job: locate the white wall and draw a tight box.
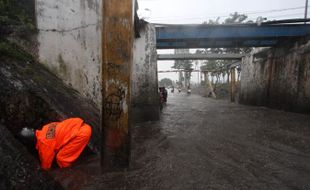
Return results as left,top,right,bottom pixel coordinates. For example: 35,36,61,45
132,23,159,122
36,0,102,106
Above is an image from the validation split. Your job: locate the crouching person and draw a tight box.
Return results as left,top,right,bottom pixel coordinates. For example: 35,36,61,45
21,118,92,170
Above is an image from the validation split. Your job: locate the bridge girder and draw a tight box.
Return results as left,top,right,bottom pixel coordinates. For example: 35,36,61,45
156,23,310,49
157,53,245,60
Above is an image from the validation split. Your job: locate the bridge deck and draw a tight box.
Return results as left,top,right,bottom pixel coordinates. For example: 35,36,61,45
157,53,245,60
156,23,310,49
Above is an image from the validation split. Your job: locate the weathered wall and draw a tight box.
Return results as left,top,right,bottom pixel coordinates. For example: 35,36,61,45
0,43,101,153
240,40,310,113
36,0,102,105
132,23,159,123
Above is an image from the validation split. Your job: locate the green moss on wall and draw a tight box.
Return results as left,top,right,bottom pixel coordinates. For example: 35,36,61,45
0,39,34,61
58,54,68,75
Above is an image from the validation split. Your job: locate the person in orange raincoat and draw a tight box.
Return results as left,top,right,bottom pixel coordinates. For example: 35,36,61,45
23,118,92,170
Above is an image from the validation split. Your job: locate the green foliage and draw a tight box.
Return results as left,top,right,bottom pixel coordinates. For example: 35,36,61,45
224,12,248,24
0,0,36,39
159,78,173,87
197,48,228,73
0,39,33,61
172,49,193,71
203,17,220,25
171,49,194,85
199,12,254,73
172,59,193,70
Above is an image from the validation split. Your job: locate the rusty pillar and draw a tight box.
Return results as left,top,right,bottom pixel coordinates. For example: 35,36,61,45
101,0,134,172
230,68,236,102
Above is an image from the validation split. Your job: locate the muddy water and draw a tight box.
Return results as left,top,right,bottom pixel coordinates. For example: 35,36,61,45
55,93,310,190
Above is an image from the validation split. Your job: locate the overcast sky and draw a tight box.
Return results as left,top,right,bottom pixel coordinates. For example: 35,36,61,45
138,0,307,24
137,0,308,82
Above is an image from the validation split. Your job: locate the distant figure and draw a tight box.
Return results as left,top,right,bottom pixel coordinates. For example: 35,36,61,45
187,86,191,95
163,87,168,102
159,87,168,103
20,118,92,170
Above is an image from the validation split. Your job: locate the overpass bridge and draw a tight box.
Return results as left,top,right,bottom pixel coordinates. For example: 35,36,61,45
157,53,245,60
158,61,241,73
155,19,310,49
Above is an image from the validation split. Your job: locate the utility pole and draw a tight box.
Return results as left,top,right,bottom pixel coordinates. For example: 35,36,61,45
305,0,308,23
230,68,236,102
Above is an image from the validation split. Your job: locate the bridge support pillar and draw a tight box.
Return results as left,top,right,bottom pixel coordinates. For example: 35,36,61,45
101,0,134,172
132,23,159,123
203,72,216,98
230,68,236,102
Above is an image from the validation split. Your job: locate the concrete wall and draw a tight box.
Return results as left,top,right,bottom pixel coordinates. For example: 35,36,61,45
36,0,102,106
36,1,159,121
240,40,310,113
132,23,159,123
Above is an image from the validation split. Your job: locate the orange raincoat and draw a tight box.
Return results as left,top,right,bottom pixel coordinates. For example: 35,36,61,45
36,118,91,170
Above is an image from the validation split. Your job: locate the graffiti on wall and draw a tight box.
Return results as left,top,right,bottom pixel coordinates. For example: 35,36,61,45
103,80,128,150
104,83,126,121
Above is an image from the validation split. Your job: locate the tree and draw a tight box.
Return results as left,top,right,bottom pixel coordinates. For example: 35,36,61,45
224,12,248,24
172,49,193,87
200,12,255,72
159,78,173,87
198,12,254,93
0,0,36,39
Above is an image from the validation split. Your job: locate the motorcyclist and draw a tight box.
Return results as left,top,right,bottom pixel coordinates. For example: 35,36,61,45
187,86,191,94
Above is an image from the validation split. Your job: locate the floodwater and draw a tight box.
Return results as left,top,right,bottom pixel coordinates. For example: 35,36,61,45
53,93,310,190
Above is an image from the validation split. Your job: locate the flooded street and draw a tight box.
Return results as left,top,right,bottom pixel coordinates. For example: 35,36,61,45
2,1,310,189
57,93,310,189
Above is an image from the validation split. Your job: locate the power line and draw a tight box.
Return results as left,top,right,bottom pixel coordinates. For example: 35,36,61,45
150,14,305,22
143,6,309,22
244,6,306,15
149,6,307,20
266,13,304,19
149,13,305,23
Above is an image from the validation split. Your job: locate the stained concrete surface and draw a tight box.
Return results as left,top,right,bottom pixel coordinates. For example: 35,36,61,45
0,55,100,153
240,41,310,114
132,22,159,123
53,93,310,189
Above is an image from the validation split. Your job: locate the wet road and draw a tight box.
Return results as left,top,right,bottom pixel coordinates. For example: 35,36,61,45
56,93,310,190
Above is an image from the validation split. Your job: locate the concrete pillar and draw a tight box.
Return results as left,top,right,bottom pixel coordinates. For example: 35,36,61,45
101,0,134,172
230,67,236,102
266,53,275,102
184,72,188,88
178,71,183,87
132,23,159,123
204,72,216,98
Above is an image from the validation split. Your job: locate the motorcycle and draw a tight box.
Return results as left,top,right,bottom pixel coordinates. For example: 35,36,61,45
187,89,191,95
